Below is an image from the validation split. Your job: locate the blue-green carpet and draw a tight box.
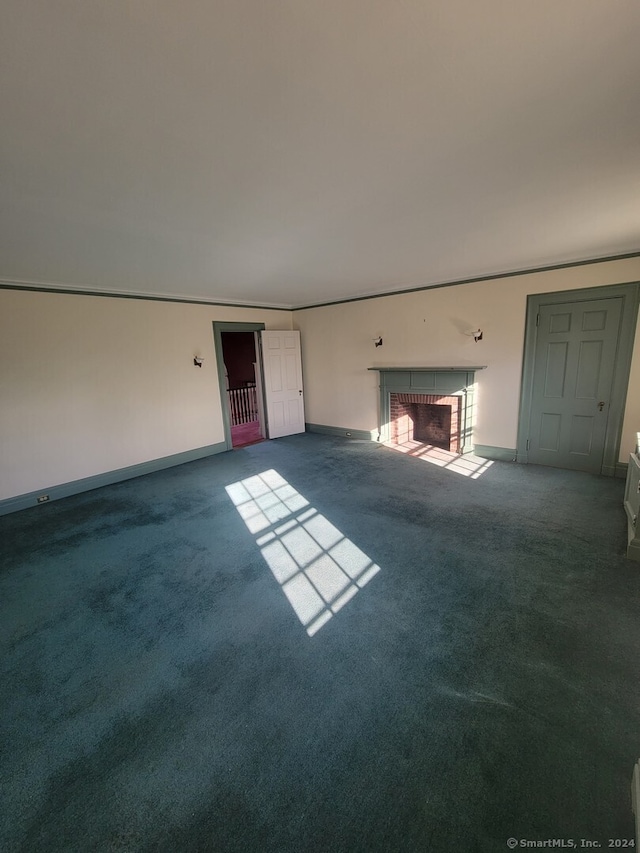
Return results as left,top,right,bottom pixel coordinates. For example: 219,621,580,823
1,434,639,851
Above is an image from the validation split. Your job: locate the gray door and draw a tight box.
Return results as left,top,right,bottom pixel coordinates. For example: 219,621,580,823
528,296,623,473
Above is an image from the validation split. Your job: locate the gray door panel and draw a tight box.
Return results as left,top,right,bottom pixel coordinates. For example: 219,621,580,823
528,297,622,472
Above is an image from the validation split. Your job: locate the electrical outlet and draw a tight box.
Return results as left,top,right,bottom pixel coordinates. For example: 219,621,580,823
37,494,49,503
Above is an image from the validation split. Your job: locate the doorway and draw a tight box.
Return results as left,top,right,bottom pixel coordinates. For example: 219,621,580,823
517,282,639,475
221,331,264,448
213,322,266,450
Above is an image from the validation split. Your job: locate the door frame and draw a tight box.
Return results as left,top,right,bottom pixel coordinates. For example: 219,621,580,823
516,281,639,476
212,321,265,451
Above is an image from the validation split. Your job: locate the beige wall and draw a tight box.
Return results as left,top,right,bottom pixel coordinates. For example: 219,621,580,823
0,290,292,501
293,258,640,461
2,257,639,504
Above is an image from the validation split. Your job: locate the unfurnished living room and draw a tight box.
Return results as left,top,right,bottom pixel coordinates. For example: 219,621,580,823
2,2,640,851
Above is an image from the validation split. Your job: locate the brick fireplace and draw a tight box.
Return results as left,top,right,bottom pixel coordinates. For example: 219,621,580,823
390,393,462,451
369,366,486,454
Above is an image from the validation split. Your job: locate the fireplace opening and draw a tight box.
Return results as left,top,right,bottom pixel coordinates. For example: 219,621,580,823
389,393,462,452
413,403,452,449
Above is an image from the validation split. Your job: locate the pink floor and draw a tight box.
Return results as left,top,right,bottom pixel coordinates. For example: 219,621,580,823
231,420,263,448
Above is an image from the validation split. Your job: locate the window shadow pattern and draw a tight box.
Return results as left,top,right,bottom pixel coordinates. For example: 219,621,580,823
385,441,494,479
226,470,380,636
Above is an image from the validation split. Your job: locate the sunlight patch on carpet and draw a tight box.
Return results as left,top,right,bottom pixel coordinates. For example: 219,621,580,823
226,470,380,636
384,441,494,478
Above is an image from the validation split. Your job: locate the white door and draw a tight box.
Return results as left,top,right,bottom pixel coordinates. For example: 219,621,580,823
260,330,305,438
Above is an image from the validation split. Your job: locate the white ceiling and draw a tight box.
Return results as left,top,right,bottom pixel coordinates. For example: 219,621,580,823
2,1,639,309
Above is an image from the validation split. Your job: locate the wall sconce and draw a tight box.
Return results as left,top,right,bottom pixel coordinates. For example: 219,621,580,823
373,336,383,348
193,356,204,367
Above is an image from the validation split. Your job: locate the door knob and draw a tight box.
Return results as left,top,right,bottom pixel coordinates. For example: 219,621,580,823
598,401,605,411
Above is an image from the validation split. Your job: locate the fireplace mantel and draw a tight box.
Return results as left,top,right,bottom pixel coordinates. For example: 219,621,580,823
369,366,486,452
368,367,487,371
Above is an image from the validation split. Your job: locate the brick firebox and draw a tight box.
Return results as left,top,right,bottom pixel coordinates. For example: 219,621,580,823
390,393,462,452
